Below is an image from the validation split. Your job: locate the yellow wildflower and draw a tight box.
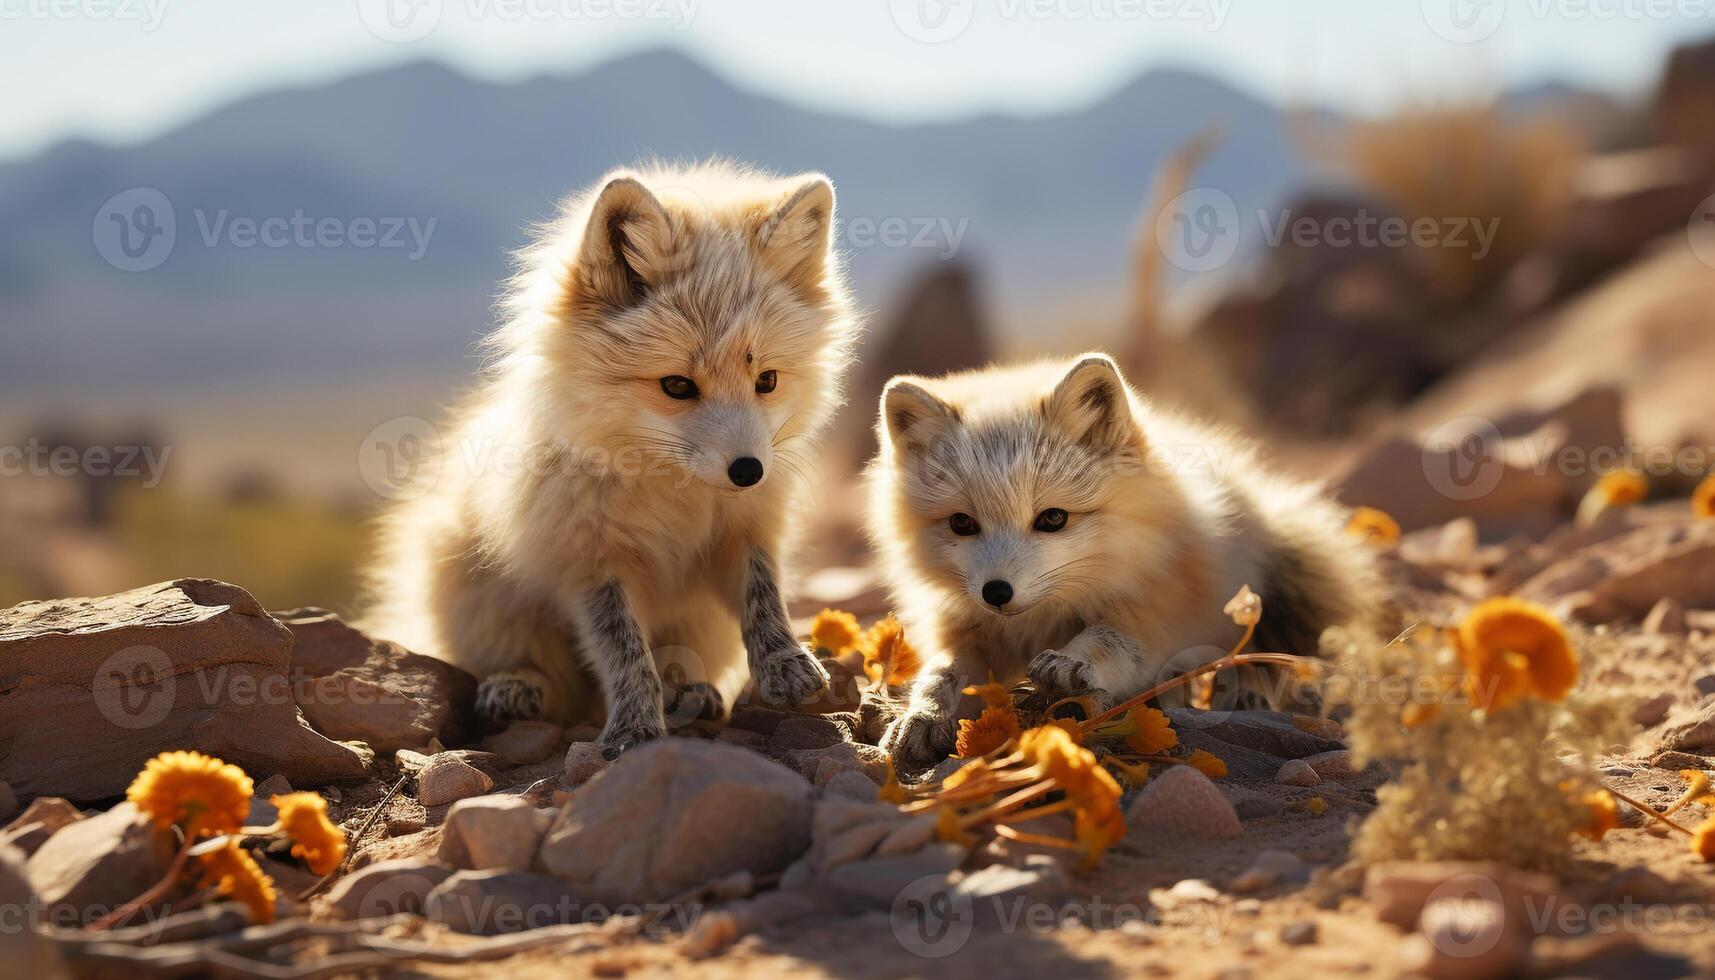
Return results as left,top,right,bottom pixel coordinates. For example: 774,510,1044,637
196,841,278,924
1346,506,1402,545
1306,797,1326,816
1401,702,1440,728
1695,815,1715,862
1187,749,1227,778
1017,724,1125,868
1577,789,1620,841
956,708,1020,759
860,618,922,686
809,609,862,655
127,751,253,839
1046,716,1085,745
1695,475,1715,521
271,792,347,876
1576,469,1648,526
1455,598,1578,710
1665,770,1711,817
1123,707,1178,755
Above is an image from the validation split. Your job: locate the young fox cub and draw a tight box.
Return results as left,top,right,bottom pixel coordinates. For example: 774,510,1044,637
867,353,1380,768
364,162,858,759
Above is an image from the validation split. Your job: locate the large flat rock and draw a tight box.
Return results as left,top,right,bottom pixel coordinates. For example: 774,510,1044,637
0,579,370,803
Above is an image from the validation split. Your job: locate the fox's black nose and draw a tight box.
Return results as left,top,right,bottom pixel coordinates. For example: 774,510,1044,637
728,457,764,488
981,580,1013,608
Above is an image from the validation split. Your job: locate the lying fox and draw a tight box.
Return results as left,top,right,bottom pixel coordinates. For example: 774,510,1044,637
364,162,858,759
866,354,1381,768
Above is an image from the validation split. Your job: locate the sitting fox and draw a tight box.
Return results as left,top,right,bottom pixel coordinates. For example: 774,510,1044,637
364,162,858,759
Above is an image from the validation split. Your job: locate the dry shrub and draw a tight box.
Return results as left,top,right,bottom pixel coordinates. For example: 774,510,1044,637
1326,619,1630,872
1344,102,1584,301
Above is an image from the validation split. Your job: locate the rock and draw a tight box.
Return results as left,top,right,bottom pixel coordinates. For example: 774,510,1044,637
823,770,881,802
1696,674,1715,697
1649,750,1708,771
438,795,551,871
1,843,68,979
323,858,453,919
788,742,890,787
1643,598,1687,635
1657,703,1715,753
1224,787,1285,821
0,580,370,803
822,843,965,906
1363,861,1558,929
1302,750,1362,783
1126,766,1242,841
537,740,813,904
24,803,175,917
1633,693,1676,728
1151,877,1222,908
765,715,849,754
563,742,607,786
1,798,83,858
0,783,14,823
1279,920,1319,946
416,755,494,807
951,861,1071,928
1231,850,1304,893
424,870,592,935
481,721,563,766
1565,528,1715,624
278,608,478,754
1404,894,1529,980
1399,518,1479,570
1274,760,1321,787
246,774,292,826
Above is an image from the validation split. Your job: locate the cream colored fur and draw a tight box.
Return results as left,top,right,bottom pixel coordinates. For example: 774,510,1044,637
866,353,1381,767
363,161,857,748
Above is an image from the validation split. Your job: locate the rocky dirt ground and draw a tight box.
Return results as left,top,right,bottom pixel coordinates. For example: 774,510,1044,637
4,501,1715,979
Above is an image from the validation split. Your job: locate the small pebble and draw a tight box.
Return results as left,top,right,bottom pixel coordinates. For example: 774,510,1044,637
1279,920,1318,946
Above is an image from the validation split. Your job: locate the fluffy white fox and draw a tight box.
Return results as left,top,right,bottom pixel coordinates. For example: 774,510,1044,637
364,162,858,758
866,353,1381,768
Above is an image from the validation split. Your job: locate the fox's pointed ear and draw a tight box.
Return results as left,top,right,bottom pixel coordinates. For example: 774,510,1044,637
755,175,836,295
1045,354,1134,450
574,175,674,307
881,379,957,454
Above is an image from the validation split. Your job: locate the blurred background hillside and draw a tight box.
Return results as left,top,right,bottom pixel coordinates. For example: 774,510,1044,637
3,1,1714,615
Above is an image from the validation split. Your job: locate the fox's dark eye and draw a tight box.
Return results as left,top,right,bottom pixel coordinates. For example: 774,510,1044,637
755,370,778,395
949,512,980,536
660,376,698,400
1033,508,1069,532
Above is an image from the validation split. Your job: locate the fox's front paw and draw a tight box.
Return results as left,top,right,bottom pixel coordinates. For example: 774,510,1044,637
1028,649,1094,694
597,708,667,761
883,710,956,771
751,644,831,707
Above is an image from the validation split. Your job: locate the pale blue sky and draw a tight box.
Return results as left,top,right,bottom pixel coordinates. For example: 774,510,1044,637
3,0,1712,161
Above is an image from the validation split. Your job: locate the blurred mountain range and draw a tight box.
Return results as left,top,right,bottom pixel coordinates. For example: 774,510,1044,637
0,48,1604,396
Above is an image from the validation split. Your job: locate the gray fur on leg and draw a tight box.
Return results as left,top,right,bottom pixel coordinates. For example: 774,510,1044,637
580,581,666,760
741,548,830,706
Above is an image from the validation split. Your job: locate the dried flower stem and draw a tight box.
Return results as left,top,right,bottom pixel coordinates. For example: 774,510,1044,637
960,777,1055,828
1605,785,1696,837
1081,650,1302,732
992,824,1080,849
90,832,197,931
